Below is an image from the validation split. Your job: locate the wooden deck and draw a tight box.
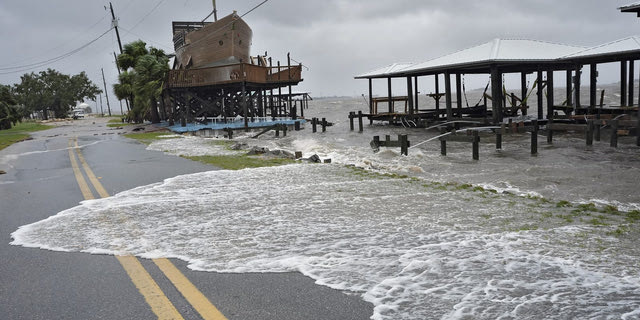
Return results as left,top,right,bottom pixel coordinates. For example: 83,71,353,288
166,63,302,89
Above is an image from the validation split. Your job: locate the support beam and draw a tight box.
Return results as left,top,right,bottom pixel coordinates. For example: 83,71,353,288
445,71,453,120
629,60,635,106
537,69,544,119
456,73,462,118
435,74,440,117
414,76,419,112
406,77,414,115
490,66,503,123
547,70,554,119
387,77,393,113
521,72,528,116
621,60,628,107
566,70,572,107
590,63,597,112
575,65,581,108
368,78,373,115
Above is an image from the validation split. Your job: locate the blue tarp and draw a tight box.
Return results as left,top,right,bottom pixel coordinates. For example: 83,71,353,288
162,118,306,133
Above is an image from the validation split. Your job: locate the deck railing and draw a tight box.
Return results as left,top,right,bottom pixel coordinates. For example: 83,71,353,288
166,63,302,88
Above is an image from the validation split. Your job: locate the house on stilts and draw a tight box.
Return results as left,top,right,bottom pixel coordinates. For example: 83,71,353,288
162,10,306,133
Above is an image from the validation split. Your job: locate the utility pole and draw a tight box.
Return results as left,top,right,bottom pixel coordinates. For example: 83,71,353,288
99,94,104,116
101,68,112,116
109,2,123,54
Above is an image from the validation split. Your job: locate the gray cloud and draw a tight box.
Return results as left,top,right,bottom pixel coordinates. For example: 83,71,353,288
0,0,638,100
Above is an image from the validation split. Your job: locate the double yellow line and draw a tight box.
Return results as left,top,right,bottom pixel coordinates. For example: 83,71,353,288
68,138,227,320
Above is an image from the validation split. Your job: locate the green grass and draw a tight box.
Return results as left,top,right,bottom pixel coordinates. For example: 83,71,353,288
106,118,133,128
182,154,295,170
0,121,51,151
123,132,178,145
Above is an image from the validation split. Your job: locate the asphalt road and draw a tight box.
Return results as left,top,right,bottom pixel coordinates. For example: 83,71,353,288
0,118,373,320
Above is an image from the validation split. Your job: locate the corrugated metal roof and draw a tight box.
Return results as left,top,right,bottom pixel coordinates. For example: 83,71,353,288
401,39,584,74
619,2,640,11
356,36,640,79
562,36,640,59
355,62,414,78
355,38,585,78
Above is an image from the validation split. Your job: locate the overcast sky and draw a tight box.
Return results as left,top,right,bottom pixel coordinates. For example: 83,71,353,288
1,0,640,109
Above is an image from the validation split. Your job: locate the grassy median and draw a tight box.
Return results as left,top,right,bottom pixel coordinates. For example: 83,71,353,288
0,122,51,151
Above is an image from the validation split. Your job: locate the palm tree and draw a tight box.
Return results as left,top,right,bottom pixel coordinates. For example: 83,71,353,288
113,41,168,123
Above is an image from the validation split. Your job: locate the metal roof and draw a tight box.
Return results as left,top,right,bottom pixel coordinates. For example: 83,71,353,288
355,36,640,79
562,36,640,60
355,62,415,79
619,2,640,13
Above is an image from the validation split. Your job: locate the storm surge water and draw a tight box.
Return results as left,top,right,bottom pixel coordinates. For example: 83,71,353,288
11,97,640,319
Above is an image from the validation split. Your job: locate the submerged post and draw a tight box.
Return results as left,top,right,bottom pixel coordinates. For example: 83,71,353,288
322,118,327,132
547,117,554,144
586,119,594,146
358,111,363,132
399,134,408,156
611,119,619,148
440,140,447,156
531,119,538,155
312,117,317,133
472,131,480,160
349,112,355,131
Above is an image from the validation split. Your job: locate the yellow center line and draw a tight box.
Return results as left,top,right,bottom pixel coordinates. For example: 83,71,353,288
68,139,94,200
154,258,228,320
116,256,185,320
69,138,227,320
73,140,110,198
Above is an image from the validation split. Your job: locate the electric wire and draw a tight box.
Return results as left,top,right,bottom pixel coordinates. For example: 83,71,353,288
127,0,166,32
0,27,114,75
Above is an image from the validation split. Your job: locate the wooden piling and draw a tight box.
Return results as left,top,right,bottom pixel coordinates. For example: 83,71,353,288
322,118,327,132
349,112,354,131
531,120,538,155
586,120,594,146
595,111,601,141
312,117,317,133
399,134,408,156
472,131,480,160
358,111,363,132
611,119,619,148
547,117,553,144
496,128,502,150
440,140,447,156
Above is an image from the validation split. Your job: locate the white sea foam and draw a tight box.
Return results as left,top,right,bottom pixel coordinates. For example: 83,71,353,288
11,164,640,319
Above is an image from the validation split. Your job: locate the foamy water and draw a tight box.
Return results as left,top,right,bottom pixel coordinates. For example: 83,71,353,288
10,97,640,319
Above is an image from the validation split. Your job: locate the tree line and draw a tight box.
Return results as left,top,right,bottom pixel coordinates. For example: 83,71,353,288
0,39,169,130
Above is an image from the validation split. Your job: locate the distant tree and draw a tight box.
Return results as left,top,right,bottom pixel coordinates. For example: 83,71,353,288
0,85,22,130
114,40,168,123
14,69,101,119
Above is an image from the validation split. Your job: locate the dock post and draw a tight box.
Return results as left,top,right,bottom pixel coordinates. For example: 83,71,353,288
472,131,480,160
283,125,287,137
595,111,601,141
385,135,391,145
312,117,317,133
611,119,619,148
586,120,594,146
295,121,301,131
358,111,363,132
496,131,502,150
531,119,538,155
349,112,354,131
322,118,327,132
275,126,280,137
547,117,553,144
440,140,447,156
399,134,408,156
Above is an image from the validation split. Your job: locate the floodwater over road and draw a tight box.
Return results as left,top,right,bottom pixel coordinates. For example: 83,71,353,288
11,98,640,319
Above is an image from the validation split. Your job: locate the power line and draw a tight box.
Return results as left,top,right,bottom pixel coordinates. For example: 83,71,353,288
128,0,166,32
0,13,109,69
0,27,114,75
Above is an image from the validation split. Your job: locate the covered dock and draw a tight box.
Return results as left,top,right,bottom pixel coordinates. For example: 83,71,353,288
355,36,640,145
